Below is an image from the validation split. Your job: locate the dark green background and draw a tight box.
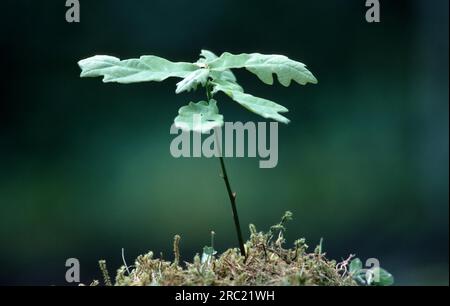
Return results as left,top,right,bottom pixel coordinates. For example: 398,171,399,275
0,0,448,285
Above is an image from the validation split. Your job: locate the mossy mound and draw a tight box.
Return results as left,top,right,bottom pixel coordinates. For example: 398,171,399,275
94,212,358,286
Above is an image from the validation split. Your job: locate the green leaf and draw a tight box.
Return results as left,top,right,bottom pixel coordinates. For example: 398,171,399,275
199,50,237,83
202,246,217,256
78,55,199,84
198,50,219,63
370,267,395,286
211,79,244,94
350,261,395,286
349,258,363,274
208,52,318,87
212,80,290,124
353,271,368,286
201,246,217,264
176,68,210,94
174,100,224,133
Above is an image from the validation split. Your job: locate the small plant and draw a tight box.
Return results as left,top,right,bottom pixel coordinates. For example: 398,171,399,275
349,258,394,286
78,50,317,256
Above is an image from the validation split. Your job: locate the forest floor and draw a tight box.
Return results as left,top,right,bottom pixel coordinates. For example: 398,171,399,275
91,212,359,286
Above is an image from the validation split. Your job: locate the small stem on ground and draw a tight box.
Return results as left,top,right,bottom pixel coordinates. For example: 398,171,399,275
218,154,246,257
206,80,246,258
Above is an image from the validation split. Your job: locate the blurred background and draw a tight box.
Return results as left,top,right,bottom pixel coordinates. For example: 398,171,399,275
0,0,448,285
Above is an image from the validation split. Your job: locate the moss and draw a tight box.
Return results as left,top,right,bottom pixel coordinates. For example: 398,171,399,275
94,213,357,286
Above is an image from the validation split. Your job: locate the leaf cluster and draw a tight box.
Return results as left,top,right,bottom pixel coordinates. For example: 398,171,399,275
79,50,317,131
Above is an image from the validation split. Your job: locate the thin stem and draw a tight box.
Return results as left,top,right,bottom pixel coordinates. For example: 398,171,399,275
217,153,246,257
206,80,246,257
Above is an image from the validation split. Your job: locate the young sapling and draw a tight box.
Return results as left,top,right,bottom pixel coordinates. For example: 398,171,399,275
78,50,318,257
